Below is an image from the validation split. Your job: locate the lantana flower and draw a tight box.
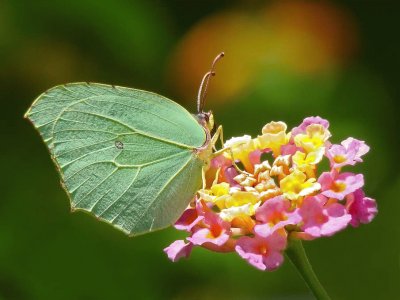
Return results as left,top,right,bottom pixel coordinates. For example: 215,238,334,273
296,195,352,239
254,195,301,237
280,169,321,201
165,116,377,272
319,171,364,200
256,121,290,156
346,189,378,227
326,137,370,168
235,229,287,271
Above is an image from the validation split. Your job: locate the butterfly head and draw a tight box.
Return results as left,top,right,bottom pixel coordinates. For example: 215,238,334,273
197,111,214,133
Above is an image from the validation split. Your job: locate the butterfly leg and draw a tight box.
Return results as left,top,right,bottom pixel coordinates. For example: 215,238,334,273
228,148,249,175
211,127,250,175
211,125,224,151
202,167,207,189
209,125,247,175
210,126,230,157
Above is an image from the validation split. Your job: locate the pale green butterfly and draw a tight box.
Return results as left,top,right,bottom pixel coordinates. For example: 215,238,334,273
25,53,225,236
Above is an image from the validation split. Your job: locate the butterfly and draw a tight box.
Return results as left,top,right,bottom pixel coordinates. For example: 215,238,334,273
25,53,225,236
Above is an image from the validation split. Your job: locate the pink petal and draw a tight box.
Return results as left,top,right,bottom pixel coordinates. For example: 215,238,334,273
224,166,240,187
327,137,370,168
255,196,289,223
255,196,301,237
236,247,266,270
299,196,327,236
299,196,328,229
320,203,351,236
326,144,355,168
318,172,335,190
174,208,204,232
249,149,263,165
299,196,351,237
235,231,287,271
291,116,330,136
187,212,231,246
262,251,284,271
188,228,230,246
342,138,370,163
319,172,364,200
264,230,287,250
164,240,193,262
211,154,232,169
346,189,378,227
280,143,299,156
255,212,301,238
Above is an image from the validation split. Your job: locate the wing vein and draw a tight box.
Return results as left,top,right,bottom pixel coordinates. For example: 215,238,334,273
57,137,116,157
131,154,195,232
97,168,141,217
64,110,195,149
74,167,119,207
60,146,114,169
86,98,180,127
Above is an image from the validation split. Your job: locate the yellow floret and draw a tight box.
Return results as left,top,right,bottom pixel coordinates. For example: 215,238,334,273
294,124,331,153
255,121,290,157
223,135,257,172
292,149,324,177
280,169,321,200
225,191,259,207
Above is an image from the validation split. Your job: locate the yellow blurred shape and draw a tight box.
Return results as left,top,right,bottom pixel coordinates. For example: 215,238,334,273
263,0,358,74
168,1,358,105
168,12,267,105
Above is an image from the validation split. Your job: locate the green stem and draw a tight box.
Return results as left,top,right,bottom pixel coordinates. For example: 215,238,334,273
286,238,331,300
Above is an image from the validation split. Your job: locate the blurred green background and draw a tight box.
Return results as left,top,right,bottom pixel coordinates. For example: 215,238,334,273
1,0,399,299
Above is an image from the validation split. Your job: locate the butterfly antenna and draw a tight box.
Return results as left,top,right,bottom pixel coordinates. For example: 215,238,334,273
197,52,225,113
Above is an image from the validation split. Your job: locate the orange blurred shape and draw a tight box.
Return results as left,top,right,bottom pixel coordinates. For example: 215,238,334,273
168,12,268,106
263,0,358,74
168,1,358,105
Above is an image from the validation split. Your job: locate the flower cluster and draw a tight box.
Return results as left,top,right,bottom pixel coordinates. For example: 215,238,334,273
165,117,377,271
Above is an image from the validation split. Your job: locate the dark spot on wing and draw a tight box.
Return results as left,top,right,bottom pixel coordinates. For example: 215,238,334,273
115,141,124,150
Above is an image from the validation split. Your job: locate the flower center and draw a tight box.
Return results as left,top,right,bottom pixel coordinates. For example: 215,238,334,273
258,245,269,255
333,155,346,164
207,224,223,238
270,212,287,224
332,181,346,193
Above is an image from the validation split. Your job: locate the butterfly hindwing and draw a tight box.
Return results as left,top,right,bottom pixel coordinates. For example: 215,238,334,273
26,83,206,235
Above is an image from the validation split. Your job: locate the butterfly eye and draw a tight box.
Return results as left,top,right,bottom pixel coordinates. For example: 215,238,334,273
196,112,207,124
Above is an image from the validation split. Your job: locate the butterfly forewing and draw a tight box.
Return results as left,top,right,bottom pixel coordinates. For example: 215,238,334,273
26,83,206,235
